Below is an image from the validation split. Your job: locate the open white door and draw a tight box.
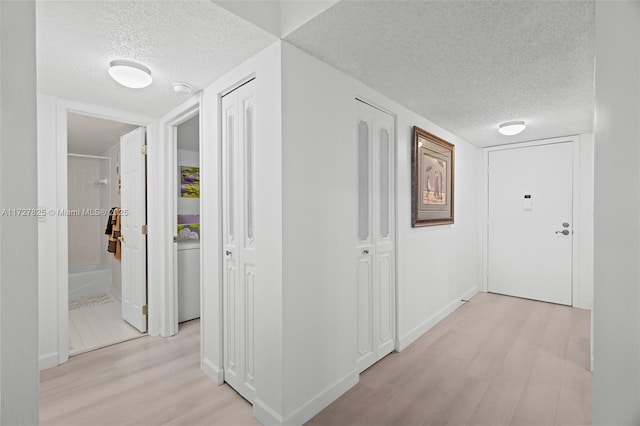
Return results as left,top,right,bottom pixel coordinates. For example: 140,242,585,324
120,127,148,332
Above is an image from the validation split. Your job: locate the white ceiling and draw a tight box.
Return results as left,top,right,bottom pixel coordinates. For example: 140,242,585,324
37,1,595,147
285,1,595,147
67,113,138,156
36,1,277,118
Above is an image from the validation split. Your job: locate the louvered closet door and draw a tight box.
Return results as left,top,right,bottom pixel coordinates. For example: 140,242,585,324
356,100,396,373
222,79,256,403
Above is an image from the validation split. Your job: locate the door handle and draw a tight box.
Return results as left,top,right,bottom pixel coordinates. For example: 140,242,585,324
363,249,369,255
555,230,570,236
225,250,232,256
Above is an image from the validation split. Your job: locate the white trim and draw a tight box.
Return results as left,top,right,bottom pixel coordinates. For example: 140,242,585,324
398,286,478,351
253,369,359,426
52,97,152,365
39,352,59,371
283,369,359,426
482,135,581,307
201,358,224,385
253,399,284,425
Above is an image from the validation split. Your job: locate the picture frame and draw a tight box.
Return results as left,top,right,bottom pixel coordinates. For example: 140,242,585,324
412,126,455,227
180,166,200,198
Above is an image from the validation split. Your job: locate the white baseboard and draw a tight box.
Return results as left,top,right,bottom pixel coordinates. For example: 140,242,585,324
283,368,359,426
202,358,224,385
253,369,359,426
253,398,284,425
398,286,479,351
39,352,59,370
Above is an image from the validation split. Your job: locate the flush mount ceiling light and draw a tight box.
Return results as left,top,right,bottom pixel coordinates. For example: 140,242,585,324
172,82,192,95
108,60,152,89
498,120,526,136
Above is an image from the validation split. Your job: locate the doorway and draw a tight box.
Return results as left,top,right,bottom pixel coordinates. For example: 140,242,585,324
174,114,201,324
487,140,574,305
66,112,147,356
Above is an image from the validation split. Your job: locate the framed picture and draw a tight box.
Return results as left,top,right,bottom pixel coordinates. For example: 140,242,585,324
180,166,200,198
412,126,455,227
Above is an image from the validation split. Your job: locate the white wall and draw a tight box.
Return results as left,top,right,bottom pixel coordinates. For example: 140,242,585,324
198,41,284,421
37,94,60,369
577,133,594,310
0,0,40,423
280,41,481,424
593,1,640,424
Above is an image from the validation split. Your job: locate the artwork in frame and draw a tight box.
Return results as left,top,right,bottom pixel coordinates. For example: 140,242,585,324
412,126,455,227
180,166,200,198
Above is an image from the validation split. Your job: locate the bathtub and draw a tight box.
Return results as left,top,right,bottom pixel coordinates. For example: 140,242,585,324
69,264,111,299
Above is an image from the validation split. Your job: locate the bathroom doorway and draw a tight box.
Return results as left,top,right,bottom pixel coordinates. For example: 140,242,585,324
66,112,146,355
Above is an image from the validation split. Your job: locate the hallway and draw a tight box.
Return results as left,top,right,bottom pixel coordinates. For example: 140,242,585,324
40,293,590,425
310,292,591,425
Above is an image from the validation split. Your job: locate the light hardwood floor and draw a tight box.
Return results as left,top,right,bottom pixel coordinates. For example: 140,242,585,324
309,292,591,425
69,298,144,356
42,293,591,426
41,320,258,426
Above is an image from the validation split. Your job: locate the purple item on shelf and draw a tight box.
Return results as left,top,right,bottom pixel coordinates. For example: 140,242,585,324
178,214,200,224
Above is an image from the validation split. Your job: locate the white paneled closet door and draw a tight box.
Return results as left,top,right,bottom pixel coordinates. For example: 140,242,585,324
356,100,396,373
222,79,256,403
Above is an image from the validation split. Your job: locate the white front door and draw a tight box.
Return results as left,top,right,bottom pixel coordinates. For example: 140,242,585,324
120,127,147,332
356,100,396,373
488,142,573,305
222,80,256,403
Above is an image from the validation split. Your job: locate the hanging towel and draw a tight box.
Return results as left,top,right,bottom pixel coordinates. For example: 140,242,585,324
113,208,122,260
105,207,117,235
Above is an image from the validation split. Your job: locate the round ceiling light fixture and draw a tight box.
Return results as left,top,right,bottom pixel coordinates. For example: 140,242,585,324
498,120,526,136
172,82,192,95
108,60,152,89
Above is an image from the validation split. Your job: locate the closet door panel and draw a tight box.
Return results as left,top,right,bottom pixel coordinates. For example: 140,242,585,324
222,79,257,404
356,100,396,373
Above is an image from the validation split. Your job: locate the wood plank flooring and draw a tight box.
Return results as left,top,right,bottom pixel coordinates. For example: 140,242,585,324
41,320,258,426
68,297,144,356
41,292,591,426
309,292,591,425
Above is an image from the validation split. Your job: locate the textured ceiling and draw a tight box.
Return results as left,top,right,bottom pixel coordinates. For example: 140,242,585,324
285,1,595,147
67,113,138,156
37,1,277,118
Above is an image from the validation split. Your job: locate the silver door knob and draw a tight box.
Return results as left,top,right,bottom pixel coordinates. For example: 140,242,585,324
555,230,570,235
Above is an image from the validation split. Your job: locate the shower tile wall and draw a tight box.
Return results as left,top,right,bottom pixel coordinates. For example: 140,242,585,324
68,157,103,267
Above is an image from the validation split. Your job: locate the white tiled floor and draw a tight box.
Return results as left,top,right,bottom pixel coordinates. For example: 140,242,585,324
68,297,145,356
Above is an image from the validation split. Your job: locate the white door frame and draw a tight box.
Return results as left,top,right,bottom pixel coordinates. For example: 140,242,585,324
355,96,400,354
52,98,153,365
482,135,581,305
159,95,201,340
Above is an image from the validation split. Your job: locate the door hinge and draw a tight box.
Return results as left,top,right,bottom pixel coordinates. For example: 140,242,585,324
141,144,147,155
142,305,148,315
141,224,147,235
